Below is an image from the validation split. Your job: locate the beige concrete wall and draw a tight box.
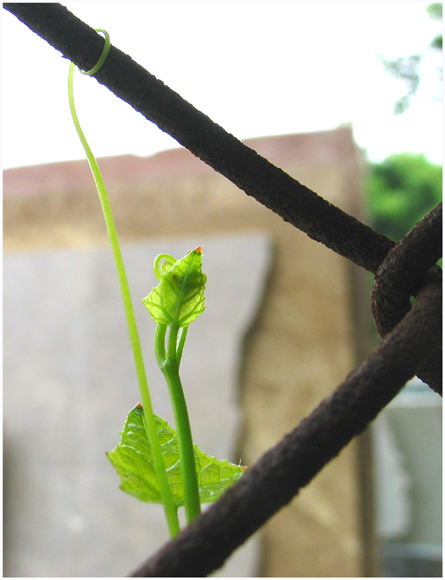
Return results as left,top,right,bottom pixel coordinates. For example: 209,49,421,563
4,127,370,576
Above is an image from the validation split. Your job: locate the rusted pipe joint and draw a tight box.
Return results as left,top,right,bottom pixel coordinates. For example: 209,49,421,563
371,203,442,394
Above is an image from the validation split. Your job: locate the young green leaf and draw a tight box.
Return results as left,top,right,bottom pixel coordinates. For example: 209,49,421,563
142,248,207,327
107,405,245,506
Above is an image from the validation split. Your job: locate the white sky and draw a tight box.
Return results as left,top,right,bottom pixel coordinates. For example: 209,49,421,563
2,2,443,169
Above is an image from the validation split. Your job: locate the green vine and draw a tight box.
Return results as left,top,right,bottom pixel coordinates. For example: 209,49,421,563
143,248,207,523
68,28,244,538
68,29,179,537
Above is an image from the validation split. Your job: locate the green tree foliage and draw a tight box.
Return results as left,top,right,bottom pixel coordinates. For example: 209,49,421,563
365,153,442,242
379,3,442,115
426,2,443,49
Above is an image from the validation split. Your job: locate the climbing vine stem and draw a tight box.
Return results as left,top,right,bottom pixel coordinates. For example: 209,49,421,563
145,249,206,524
67,30,180,538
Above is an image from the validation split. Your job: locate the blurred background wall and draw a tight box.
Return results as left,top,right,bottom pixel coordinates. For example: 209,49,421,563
4,127,441,576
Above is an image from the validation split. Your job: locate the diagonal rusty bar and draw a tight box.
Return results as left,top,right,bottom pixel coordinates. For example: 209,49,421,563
130,277,441,576
4,2,394,274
